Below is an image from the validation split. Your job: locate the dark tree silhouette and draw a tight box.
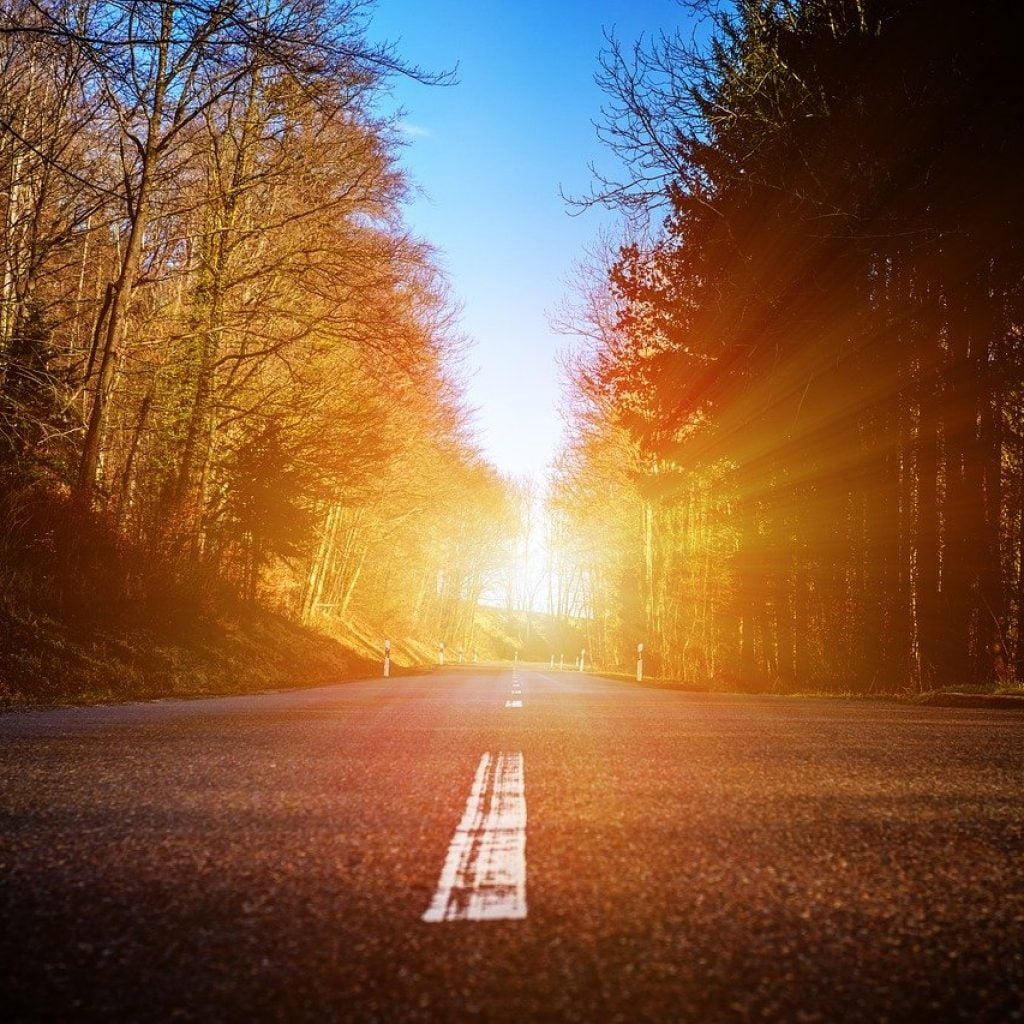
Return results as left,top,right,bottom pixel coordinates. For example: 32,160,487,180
562,0,1024,691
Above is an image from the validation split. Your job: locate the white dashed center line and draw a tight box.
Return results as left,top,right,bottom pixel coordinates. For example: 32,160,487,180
422,752,527,922
508,669,523,707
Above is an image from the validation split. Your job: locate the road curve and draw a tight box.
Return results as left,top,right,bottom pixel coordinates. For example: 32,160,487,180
1,669,1022,1022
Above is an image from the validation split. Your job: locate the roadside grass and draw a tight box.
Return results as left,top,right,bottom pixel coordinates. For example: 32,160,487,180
0,588,382,708
566,665,1024,708
924,680,1024,697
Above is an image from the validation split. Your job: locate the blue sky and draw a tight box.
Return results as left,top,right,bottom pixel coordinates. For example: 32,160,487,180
368,0,693,479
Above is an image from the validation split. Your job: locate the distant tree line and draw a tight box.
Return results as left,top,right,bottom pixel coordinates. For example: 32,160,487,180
556,0,1024,691
0,0,513,646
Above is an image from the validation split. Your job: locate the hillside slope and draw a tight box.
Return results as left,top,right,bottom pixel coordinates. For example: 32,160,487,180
0,593,386,707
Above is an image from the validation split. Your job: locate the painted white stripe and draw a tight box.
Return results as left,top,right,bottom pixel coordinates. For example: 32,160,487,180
422,752,527,922
505,699,523,708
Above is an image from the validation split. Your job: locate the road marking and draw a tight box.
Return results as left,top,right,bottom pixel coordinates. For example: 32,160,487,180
509,670,522,706
422,752,527,923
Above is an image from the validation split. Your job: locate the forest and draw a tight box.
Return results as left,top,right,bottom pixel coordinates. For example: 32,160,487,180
0,0,520,698
554,0,1024,693
5,0,1022,700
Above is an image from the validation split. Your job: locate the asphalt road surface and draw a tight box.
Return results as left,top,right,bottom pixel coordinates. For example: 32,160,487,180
1,669,1022,1022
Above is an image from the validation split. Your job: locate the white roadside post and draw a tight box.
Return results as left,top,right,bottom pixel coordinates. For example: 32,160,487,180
514,650,519,666
636,642,644,683
459,647,465,664
549,655,554,669
384,639,391,678
473,649,478,664
559,654,564,671
580,648,586,672
439,641,445,666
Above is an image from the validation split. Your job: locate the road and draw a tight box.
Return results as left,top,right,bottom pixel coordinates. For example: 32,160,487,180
1,669,1022,1022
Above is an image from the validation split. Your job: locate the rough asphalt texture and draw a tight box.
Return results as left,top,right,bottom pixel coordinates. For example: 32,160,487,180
1,670,1022,1022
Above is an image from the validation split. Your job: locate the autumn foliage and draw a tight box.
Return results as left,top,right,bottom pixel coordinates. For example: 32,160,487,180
0,0,514,669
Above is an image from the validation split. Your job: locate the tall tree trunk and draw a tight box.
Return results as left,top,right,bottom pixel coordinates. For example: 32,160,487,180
74,3,172,508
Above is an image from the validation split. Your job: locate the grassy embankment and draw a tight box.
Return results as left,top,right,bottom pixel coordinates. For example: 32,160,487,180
0,572,442,707
572,666,1024,707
